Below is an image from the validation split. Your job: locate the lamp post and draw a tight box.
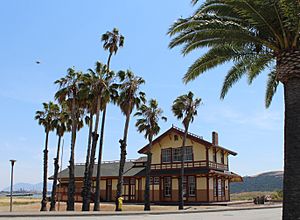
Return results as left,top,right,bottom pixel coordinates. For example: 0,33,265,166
9,160,16,212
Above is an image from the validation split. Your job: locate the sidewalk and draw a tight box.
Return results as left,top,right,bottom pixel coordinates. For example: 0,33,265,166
0,204,282,218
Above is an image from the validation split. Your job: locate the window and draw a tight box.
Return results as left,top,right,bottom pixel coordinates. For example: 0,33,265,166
164,177,171,197
172,148,182,162
162,148,172,163
174,135,179,141
218,179,222,197
123,178,129,185
213,148,217,162
221,151,225,164
221,179,225,197
213,178,217,197
188,176,196,196
154,177,160,185
149,177,153,185
184,146,193,161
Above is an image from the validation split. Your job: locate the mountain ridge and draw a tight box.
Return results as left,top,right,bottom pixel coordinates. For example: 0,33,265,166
231,171,283,193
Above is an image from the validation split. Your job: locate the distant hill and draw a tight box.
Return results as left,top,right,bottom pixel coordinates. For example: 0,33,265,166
231,171,283,193
2,182,52,192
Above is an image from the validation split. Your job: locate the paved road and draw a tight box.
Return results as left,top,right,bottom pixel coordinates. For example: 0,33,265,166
5,208,282,220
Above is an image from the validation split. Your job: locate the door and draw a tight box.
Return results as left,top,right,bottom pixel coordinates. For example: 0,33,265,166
106,179,112,201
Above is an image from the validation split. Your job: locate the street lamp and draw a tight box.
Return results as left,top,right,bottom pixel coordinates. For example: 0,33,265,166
9,160,16,212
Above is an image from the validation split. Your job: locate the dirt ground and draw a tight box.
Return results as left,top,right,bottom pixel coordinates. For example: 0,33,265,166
0,197,211,212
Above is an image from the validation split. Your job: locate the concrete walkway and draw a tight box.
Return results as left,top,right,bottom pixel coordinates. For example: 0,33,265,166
0,204,282,218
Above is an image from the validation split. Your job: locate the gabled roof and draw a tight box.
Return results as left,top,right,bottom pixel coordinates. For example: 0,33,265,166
138,126,237,156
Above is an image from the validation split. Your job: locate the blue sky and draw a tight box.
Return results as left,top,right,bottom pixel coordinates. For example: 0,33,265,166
0,0,284,190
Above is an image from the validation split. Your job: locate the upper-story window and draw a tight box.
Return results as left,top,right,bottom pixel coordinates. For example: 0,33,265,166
184,146,193,161
174,135,179,141
162,146,193,163
162,148,172,163
213,148,217,162
172,148,181,162
221,151,225,164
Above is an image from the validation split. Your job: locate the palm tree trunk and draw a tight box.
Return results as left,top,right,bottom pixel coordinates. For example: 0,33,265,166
50,135,62,211
83,97,101,211
67,99,77,211
282,77,300,220
40,131,49,211
94,107,107,211
144,137,153,211
81,113,94,210
107,53,112,73
179,127,188,210
115,113,130,211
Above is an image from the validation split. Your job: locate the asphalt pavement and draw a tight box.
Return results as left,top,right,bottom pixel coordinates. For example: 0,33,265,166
2,208,282,220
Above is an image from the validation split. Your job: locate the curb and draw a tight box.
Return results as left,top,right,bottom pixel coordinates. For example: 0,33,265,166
0,205,282,218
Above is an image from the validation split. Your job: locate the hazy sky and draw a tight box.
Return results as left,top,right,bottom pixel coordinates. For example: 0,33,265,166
0,0,284,190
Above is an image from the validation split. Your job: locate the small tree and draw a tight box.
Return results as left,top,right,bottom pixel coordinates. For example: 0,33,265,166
135,99,167,211
172,91,201,210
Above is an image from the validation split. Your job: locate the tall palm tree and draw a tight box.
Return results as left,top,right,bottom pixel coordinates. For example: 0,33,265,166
54,67,84,211
115,70,146,211
134,99,167,211
35,101,59,211
168,1,299,218
50,103,71,211
93,28,124,211
81,62,108,211
81,91,95,211
172,92,201,210
101,28,124,72
93,71,118,211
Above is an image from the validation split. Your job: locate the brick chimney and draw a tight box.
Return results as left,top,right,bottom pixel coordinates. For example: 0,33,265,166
212,131,218,146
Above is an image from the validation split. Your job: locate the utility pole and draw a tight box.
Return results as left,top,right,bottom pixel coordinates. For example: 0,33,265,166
9,160,16,212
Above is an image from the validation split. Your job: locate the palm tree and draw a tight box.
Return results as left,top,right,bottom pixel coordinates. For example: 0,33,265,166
49,103,71,211
168,1,300,218
35,101,59,211
115,70,146,211
134,99,167,211
81,62,108,211
93,28,124,211
172,92,201,210
101,28,124,72
54,67,84,211
81,92,95,211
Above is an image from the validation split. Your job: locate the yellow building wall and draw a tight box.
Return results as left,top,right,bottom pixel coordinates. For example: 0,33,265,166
100,179,106,190
112,179,118,190
150,131,207,164
197,177,207,190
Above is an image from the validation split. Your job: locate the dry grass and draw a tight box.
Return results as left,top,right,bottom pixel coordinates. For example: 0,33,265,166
0,197,182,212
230,191,277,201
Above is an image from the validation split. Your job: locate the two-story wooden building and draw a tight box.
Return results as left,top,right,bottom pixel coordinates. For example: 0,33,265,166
53,126,242,204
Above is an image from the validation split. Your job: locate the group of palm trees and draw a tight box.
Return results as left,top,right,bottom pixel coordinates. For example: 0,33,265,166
35,27,203,212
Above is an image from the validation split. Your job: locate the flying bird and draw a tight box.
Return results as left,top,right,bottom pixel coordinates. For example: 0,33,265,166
36,61,41,64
